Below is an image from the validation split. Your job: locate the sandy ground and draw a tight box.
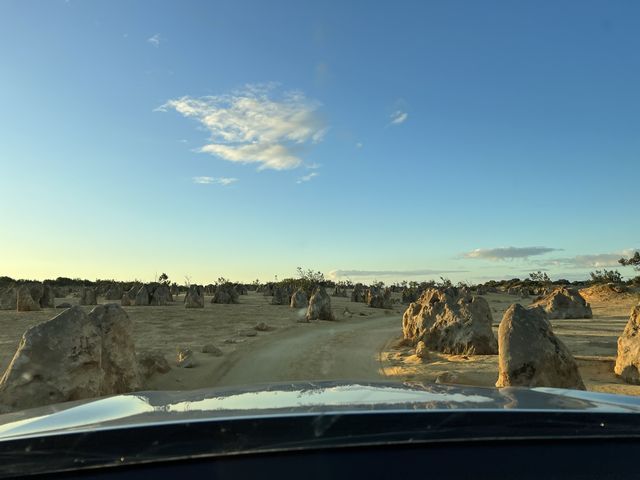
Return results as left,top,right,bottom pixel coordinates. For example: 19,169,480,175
1,289,639,398
382,291,640,396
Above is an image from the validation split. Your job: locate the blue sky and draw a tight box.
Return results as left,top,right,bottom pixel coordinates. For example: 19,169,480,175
0,0,638,284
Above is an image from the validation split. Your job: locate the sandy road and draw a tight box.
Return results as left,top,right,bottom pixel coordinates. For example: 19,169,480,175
210,315,401,387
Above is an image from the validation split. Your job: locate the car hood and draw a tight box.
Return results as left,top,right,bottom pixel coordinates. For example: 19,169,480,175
1,380,640,441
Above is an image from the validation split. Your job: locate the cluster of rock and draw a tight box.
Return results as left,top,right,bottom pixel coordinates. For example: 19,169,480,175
506,286,531,298
304,286,335,321
290,288,309,308
366,286,392,309
185,285,205,308
495,304,585,389
126,283,173,306
105,283,124,301
332,285,348,297
79,286,98,306
402,287,497,355
530,287,592,319
0,304,148,411
0,282,56,311
350,283,366,303
212,283,239,304
271,286,291,305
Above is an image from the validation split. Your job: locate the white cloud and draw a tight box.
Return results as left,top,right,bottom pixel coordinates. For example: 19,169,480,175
147,34,161,47
159,84,327,171
356,142,363,148
328,268,468,280
542,249,639,268
192,176,238,186
463,246,560,261
390,110,408,125
296,172,319,184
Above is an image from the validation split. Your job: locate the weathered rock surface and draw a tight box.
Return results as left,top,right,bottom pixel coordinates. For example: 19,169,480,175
40,284,55,308
0,305,141,411
17,285,40,312
350,284,366,303
177,348,195,368
105,284,124,301
56,302,72,309
402,288,497,355
0,287,17,310
614,305,640,384
306,287,335,321
137,352,171,379
271,287,290,305
415,340,429,359
366,286,392,309
255,322,270,331
79,287,97,306
495,304,585,389
134,285,150,306
121,293,132,306
212,284,239,304
149,283,173,305
290,288,308,308
202,344,224,356
530,287,592,319
185,285,204,308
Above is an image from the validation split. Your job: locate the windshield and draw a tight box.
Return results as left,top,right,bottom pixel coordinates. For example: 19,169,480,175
1,0,639,421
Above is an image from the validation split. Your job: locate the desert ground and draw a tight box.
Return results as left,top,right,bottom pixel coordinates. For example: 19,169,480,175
1,289,639,396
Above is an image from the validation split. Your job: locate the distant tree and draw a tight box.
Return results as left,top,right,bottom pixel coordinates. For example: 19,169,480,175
529,271,551,283
158,273,169,285
619,251,640,271
589,269,623,284
437,277,453,288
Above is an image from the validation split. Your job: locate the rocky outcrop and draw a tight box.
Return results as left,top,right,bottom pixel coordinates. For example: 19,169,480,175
271,287,290,305
0,305,141,411
17,285,40,312
0,287,17,310
134,285,150,306
614,305,640,384
290,288,309,308
121,293,132,306
185,285,204,308
177,347,195,368
366,286,392,309
79,286,97,306
105,284,124,301
350,284,366,303
212,284,239,304
306,286,335,321
402,288,497,355
149,283,172,305
530,287,592,319
137,352,171,379
495,304,585,389
40,284,55,308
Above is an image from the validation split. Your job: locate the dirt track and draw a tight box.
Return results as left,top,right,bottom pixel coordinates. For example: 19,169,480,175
209,315,400,387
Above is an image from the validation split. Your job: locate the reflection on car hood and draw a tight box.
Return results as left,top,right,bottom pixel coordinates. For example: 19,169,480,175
1,380,640,441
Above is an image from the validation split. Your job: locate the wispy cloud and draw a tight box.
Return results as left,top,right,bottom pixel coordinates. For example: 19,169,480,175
147,34,161,47
192,176,238,186
390,110,408,125
296,172,319,184
463,246,561,261
158,84,327,171
356,142,363,148
542,249,639,269
329,268,468,280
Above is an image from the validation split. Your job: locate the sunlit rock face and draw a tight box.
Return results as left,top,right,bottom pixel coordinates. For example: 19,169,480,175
306,286,335,321
615,305,640,384
496,304,585,390
402,287,497,355
530,287,592,319
0,305,141,412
